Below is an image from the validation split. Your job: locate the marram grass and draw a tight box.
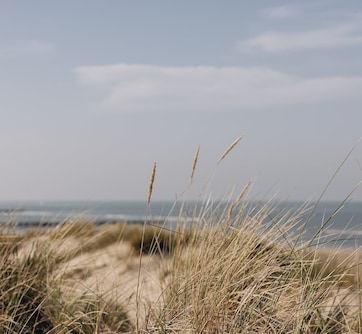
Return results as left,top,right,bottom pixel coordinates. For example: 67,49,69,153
1,138,361,333
1,199,362,333
0,229,132,333
147,200,362,333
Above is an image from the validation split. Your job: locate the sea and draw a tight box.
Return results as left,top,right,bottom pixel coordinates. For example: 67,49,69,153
0,200,361,248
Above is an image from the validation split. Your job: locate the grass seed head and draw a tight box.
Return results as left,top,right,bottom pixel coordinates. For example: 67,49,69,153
217,135,243,164
147,162,157,204
190,145,200,181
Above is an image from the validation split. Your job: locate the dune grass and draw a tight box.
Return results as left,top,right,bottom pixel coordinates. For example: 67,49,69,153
51,220,185,256
1,137,361,333
0,225,132,333
148,201,362,333
1,200,362,333
0,219,187,332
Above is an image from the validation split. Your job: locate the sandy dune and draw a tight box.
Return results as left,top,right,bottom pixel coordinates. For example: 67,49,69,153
60,241,167,325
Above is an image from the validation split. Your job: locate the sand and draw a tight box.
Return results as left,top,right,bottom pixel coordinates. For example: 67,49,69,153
59,240,167,325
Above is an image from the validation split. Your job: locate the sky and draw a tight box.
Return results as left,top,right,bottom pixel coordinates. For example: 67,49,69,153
1,1,362,202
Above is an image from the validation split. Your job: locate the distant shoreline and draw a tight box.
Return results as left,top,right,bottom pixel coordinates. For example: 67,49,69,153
1,218,166,230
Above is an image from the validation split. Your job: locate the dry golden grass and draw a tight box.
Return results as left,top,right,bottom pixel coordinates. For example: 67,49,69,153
2,139,362,332
147,201,362,333
1,193,362,333
147,162,157,205
0,229,132,333
2,202,362,333
217,135,243,164
190,144,200,181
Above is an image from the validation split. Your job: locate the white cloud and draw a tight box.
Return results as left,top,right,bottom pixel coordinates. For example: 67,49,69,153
239,24,362,53
0,40,54,57
74,64,362,112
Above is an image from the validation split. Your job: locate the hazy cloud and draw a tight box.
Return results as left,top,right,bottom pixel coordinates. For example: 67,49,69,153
262,2,329,19
75,64,362,112
239,23,362,53
263,5,299,19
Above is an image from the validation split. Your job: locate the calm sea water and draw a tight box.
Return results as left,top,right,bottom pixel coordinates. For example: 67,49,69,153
0,200,361,248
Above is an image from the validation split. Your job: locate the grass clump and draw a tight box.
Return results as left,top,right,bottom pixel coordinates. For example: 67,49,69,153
126,224,188,255
51,219,97,239
0,241,56,332
149,201,362,333
51,219,188,256
0,230,132,333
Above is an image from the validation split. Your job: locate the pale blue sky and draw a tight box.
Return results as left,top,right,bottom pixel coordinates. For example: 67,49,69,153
1,1,362,202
